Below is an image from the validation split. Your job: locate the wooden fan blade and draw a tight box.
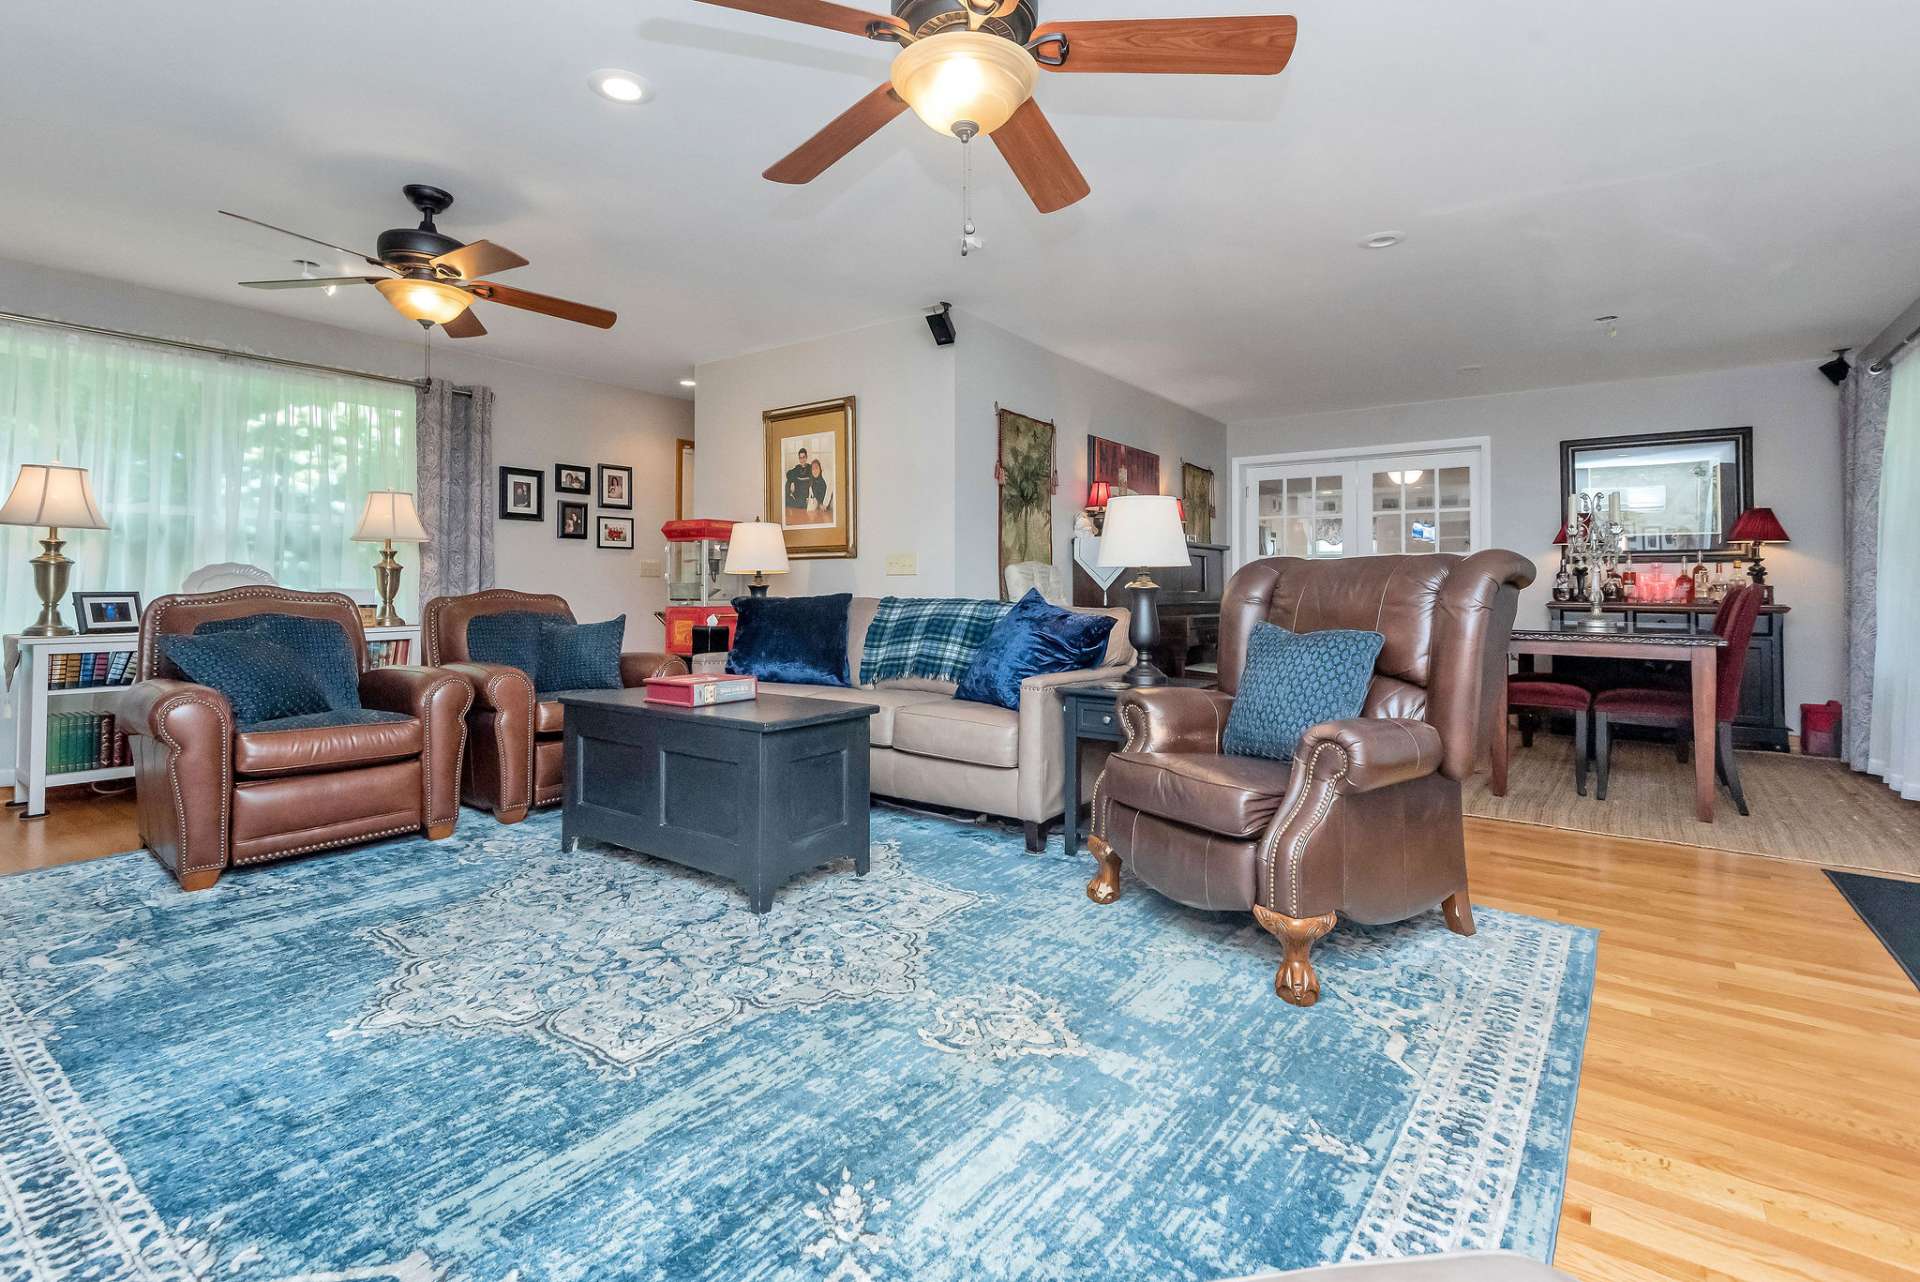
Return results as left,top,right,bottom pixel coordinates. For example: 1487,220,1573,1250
692,0,906,39
1030,16,1298,75
467,281,616,329
219,211,386,268
765,83,908,184
989,99,1089,214
430,240,528,280
238,276,383,289
442,308,487,338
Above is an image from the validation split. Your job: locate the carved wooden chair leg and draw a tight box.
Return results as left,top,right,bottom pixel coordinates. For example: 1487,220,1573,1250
1442,890,1476,936
1085,835,1123,904
1252,906,1337,1006
1593,711,1611,801
1572,708,1589,797
1717,722,1749,816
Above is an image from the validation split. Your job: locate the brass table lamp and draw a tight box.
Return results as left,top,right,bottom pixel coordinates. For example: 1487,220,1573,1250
351,491,430,627
0,462,110,637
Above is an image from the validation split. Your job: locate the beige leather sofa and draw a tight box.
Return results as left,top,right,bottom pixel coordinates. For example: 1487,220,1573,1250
755,596,1133,850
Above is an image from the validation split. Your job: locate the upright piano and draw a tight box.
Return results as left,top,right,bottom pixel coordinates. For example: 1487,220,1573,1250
1072,542,1228,677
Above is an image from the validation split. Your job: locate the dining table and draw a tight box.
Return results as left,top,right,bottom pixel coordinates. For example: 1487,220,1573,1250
1494,626,1728,822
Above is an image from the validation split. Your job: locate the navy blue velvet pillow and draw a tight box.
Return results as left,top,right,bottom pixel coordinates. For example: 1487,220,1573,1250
726,594,852,687
1222,623,1385,762
196,613,360,711
160,632,333,728
536,616,625,694
955,590,1115,710
466,611,557,682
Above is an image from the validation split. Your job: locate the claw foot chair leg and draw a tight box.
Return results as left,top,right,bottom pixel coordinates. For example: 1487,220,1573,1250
1252,906,1338,1006
176,868,222,892
1086,835,1123,904
1442,891,1476,936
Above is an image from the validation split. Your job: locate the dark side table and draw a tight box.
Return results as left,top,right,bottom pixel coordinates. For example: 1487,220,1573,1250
1058,676,1215,854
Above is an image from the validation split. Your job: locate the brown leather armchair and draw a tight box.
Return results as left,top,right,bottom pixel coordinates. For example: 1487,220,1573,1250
421,589,687,823
122,587,473,892
1087,551,1535,1005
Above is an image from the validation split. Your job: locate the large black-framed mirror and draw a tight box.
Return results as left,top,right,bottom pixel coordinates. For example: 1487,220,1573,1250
1559,426,1753,559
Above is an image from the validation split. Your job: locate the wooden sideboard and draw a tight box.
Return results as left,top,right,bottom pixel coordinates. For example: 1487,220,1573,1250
1542,602,1790,751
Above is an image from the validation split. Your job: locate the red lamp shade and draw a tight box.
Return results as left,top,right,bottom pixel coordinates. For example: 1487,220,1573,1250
1729,507,1789,544
1551,523,1568,546
1086,481,1111,510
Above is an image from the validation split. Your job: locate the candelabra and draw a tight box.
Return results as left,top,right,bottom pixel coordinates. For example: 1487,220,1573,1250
1565,491,1628,632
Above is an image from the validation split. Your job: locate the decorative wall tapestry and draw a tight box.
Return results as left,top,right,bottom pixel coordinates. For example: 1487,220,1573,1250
995,408,1057,597
1181,461,1216,543
1087,433,1160,499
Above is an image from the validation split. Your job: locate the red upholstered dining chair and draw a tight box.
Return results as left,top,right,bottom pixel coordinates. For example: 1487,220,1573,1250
1592,584,1763,814
1506,675,1593,795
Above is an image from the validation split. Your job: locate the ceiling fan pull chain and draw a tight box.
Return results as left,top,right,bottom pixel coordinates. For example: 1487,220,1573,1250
960,135,980,257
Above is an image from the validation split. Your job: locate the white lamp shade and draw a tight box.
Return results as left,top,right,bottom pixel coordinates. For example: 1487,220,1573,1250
352,491,430,543
723,521,790,575
1097,494,1190,569
0,463,109,530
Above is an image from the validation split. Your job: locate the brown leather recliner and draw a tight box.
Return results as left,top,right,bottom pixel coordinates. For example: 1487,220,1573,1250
121,587,474,892
1087,550,1535,1006
421,589,687,823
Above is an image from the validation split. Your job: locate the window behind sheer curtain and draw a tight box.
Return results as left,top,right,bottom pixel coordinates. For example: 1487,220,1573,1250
0,319,415,627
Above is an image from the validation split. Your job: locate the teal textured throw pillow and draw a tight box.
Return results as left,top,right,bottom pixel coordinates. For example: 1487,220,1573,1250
1222,623,1386,762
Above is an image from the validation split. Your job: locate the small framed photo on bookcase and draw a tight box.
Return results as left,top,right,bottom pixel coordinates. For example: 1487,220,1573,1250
499,466,544,521
72,591,142,634
596,516,635,549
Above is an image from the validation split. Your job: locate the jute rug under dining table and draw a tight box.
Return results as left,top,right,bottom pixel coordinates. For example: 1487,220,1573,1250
1464,731,1920,877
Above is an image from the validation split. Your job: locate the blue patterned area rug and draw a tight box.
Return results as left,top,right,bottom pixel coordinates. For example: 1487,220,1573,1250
0,810,1594,1282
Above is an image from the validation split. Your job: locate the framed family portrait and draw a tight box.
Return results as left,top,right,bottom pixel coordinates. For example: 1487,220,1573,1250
72,591,141,634
598,463,634,511
763,395,856,559
557,501,589,540
554,463,591,496
499,466,544,521
597,515,635,549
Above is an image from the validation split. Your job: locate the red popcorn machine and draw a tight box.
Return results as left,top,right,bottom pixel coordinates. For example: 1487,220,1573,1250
659,518,738,659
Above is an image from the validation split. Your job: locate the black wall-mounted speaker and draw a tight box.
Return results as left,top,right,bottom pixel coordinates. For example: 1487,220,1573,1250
1819,349,1852,386
927,303,956,347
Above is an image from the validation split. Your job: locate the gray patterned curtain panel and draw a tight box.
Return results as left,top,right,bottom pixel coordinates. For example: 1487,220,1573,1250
1841,364,1890,772
416,378,496,604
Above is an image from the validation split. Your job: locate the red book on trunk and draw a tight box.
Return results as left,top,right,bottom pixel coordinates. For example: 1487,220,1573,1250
642,673,758,707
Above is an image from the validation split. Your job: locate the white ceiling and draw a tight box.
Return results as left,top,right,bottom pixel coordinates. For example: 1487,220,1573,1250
5,0,1920,421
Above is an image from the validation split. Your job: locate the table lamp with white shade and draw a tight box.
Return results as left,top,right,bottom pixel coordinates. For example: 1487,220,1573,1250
1097,493,1192,687
723,520,790,596
352,491,429,627
0,462,110,636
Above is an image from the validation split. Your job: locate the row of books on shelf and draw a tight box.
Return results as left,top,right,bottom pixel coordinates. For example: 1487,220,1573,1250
47,712,131,774
368,638,413,667
48,650,135,689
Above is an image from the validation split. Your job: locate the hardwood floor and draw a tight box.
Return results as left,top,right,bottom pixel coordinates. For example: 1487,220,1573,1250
2,796,1916,1280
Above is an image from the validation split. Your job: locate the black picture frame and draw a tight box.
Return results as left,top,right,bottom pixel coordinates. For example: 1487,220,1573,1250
72,591,143,634
554,463,591,495
499,466,544,521
597,463,634,511
557,500,589,540
596,515,635,550
1559,426,1754,560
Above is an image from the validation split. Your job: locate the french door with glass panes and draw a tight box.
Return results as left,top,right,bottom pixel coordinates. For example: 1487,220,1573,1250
1239,444,1486,565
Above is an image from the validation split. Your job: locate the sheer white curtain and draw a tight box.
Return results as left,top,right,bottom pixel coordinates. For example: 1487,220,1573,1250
1868,355,1920,798
0,319,415,627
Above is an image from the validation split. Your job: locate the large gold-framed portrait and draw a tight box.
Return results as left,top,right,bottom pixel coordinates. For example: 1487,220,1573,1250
763,396,856,559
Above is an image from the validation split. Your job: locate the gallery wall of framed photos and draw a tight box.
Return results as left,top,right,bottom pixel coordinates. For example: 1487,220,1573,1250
497,460,641,551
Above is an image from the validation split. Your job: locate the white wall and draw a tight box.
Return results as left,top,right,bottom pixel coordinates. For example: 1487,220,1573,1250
690,310,1229,602
692,316,959,596
1228,361,1844,731
0,257,692,650
952,312,1230,599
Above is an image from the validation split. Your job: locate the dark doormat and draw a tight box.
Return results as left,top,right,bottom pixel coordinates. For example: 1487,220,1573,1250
1827,870,1920,992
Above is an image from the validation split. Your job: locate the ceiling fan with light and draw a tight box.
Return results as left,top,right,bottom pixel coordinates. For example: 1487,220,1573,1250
699,0,1297,213
221,185,617,336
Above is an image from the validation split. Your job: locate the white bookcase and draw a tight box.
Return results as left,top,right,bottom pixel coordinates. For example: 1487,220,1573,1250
6,625,419,818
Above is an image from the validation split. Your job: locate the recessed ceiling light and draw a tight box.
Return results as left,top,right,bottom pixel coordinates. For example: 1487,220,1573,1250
679,378,697,388
1360,231,1403,249
590,69,651,104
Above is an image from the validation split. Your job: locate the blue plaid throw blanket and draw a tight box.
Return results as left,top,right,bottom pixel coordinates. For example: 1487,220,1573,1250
859,597,1014,686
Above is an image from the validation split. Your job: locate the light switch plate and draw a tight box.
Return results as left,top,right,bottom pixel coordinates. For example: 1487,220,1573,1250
885,553,917,576
637,558,664,578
